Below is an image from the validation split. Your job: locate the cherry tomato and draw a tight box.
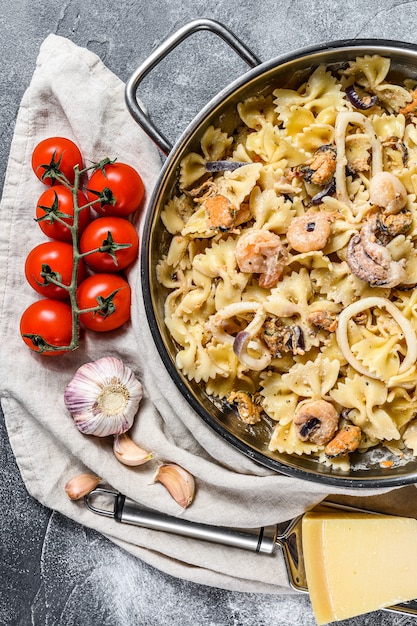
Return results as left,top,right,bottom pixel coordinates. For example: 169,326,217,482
79,217,139,272
36,185,90,242
77,273,131,332
32,137,83,186
86,162,144,217
20,299,73,355
25,241,85,300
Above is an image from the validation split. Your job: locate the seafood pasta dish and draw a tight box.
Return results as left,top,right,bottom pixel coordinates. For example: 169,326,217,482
156,55,417,470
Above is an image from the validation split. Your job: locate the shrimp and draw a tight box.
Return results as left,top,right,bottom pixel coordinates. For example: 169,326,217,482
294,399,339,445
324,424,362,458
235,229,288,288
286,211,334,253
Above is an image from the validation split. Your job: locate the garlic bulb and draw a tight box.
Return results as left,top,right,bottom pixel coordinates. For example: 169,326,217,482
155,463,195,508
64,356,143,437
113,433,153,466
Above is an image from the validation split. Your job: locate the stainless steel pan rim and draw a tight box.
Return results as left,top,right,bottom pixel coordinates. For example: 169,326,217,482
130,24,417,487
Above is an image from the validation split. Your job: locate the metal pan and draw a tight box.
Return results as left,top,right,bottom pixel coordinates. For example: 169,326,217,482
125,19,417,487
85,487,417,617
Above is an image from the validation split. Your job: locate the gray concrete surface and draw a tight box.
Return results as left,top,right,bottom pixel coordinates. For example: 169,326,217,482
2,1,417,624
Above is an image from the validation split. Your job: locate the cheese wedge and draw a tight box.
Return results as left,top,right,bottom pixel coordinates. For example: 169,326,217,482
302,510,417,624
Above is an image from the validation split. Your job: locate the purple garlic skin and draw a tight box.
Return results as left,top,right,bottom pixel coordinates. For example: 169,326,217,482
64,357,143,437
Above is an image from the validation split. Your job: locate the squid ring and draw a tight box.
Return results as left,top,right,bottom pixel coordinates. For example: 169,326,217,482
336,296,417,383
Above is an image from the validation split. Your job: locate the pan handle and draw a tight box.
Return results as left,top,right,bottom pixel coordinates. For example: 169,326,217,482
125,18,262,155
85,488,277,554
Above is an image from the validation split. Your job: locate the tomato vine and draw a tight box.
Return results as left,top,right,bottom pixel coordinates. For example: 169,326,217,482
21,141,143,355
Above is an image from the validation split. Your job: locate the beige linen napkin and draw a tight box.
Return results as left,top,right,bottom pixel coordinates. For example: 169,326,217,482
0,34,412,595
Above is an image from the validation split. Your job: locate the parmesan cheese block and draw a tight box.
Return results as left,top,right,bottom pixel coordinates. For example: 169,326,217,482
302,510,417,624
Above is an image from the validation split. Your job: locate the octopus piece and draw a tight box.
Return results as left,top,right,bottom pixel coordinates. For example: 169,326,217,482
369,171,408,215
235,229,288,288
324,425,362,458
306,310,338,333
294,399,339,446
227,390,262,425
347,234,406,287
286,211,334,253
346,214,407,288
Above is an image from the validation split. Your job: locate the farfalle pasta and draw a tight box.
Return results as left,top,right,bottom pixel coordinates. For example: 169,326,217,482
156,55,417,469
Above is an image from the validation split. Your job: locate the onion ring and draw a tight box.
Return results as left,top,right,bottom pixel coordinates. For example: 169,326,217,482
208,301,264,343
311,179,336,205
208,301,272,370
233,331,271,370
345,84,377,110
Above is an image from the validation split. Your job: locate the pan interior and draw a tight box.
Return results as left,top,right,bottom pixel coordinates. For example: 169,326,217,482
142,41,417,487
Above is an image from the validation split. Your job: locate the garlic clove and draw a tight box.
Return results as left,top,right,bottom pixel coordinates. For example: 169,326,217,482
65,473,101,500
154,463,195,508
64,356,143,437
113,433,153,466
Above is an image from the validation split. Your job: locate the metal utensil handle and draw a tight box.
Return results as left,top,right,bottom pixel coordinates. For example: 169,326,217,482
85,488,277,554
125,18,262,154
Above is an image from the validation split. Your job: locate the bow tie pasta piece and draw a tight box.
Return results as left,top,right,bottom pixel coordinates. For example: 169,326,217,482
215,162,262,208
265,268,312,318
330,373,401,442
260,371,299,423
268,420,320,456
165,318,227,384
349,54,412,110
179,126,233,190
193,238,249,311
237,94,277,130
281,357,340,399
404,419,417,454
200,126,233,161
273,65,347,122
310,261,363,306
161,194,195,235
250,187,297,232
246,122,309,165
